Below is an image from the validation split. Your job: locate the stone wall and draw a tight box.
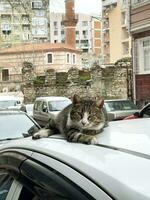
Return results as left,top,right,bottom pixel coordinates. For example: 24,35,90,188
21,65,129,103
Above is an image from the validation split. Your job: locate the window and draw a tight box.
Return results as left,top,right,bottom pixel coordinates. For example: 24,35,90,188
54,30,58,36
46,53,53,64
61,30,64,35
34,100,43,111
82,21,88,26
32,1,43,9
54,21,57,26
72,54,76,64
135,36,150,74
2,69,9,81
0,172,14,200
34,10,45,17
66,53,70,63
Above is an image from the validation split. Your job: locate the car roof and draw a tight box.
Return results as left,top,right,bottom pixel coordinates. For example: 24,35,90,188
0,109,25,114
0,95,23,100
97,118,150,156
104,99,132,102
1,119,150,200
35,96,71,101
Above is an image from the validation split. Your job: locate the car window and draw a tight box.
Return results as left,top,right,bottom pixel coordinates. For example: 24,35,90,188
0,113,40,140
142,105,150,117
105,100,137,111
0,172,14,200
42,101,48,112
48,100,71,111
18,186,39,200
20,159,93,200
0,100,17,108
34,101,43,111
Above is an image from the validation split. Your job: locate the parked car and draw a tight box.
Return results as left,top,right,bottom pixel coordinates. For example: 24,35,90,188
0,118,150,199
104,99,139,121
20,103,34,117
33,96,72,127
0,109,41,144
124,102,150,120
0,95,23,109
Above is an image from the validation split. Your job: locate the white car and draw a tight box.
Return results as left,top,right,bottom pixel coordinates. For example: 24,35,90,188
0,95,23,109
33,96,72,127
0,118,150,199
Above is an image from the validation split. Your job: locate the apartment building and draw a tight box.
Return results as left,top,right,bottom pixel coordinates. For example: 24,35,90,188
130,0,150,105
49,13,101,54
0,0,50,48
102,0,131,64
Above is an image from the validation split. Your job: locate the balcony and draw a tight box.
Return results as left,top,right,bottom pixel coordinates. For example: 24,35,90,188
102,0,117,7
131,0,150,8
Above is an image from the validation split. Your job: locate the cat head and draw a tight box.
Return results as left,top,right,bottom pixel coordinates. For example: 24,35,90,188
70,94,105,129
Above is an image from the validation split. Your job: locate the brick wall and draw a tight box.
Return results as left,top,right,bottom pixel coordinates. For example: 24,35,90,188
21,66,129,103
136,74,150,105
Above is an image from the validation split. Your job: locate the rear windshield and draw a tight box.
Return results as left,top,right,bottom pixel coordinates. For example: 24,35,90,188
0,113,40,140
0,100,20,108
48,100,71,111
105,100,138,111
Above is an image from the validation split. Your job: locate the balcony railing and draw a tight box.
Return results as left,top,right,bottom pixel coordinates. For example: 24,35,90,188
102,0,117,7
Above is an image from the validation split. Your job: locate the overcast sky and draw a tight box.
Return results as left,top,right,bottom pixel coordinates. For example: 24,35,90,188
50,0,101,15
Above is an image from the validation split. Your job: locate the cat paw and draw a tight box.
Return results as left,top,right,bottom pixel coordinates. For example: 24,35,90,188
32,129,50,140
83,136,98,145
32,133,42,140
90,137,98,145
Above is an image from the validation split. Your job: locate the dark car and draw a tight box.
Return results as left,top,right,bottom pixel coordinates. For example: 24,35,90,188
104,99,139,121
0,109,41,143
124,103,150,120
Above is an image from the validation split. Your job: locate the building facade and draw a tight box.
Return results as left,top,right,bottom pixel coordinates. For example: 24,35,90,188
130,0,150,105
49,13,102,54
102,0,131,64
0,43,82,92
0,0,50,48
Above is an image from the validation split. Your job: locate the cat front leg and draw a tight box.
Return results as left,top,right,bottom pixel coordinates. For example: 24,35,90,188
32,128,54,139
66,129,97,145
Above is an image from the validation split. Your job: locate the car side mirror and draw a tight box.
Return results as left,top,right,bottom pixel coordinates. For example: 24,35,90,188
134,112,140,117
43,107,48,113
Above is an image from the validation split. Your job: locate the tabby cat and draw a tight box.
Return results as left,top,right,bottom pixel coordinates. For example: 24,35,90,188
32,94,107,144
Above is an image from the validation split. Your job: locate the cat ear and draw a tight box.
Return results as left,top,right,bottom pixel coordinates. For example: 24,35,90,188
96,99,104,109
72,94,81,104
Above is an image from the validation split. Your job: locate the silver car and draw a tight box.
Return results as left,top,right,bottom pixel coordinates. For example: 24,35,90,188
104,99,139,121
33,96,72,127
0,118,150,199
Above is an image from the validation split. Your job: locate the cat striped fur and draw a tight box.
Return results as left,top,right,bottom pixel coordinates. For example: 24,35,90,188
33,94,107,145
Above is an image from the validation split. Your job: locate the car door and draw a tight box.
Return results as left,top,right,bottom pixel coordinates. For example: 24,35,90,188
39,100,50,127
0,149,113,200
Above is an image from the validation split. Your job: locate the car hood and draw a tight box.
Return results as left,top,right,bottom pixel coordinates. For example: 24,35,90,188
107,109,139,120
97,118,150,156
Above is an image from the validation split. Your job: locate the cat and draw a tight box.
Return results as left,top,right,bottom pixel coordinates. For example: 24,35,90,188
32,94,107,145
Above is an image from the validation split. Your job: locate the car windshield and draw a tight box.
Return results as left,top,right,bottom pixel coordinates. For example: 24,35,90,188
0,100,17,108
0,113,40,140
48,100,71,111
105,100,138,112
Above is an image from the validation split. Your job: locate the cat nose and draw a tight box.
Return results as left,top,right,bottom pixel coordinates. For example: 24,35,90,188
81,121,86,126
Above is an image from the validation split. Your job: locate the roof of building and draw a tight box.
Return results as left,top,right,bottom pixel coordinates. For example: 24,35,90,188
0,43,82,54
